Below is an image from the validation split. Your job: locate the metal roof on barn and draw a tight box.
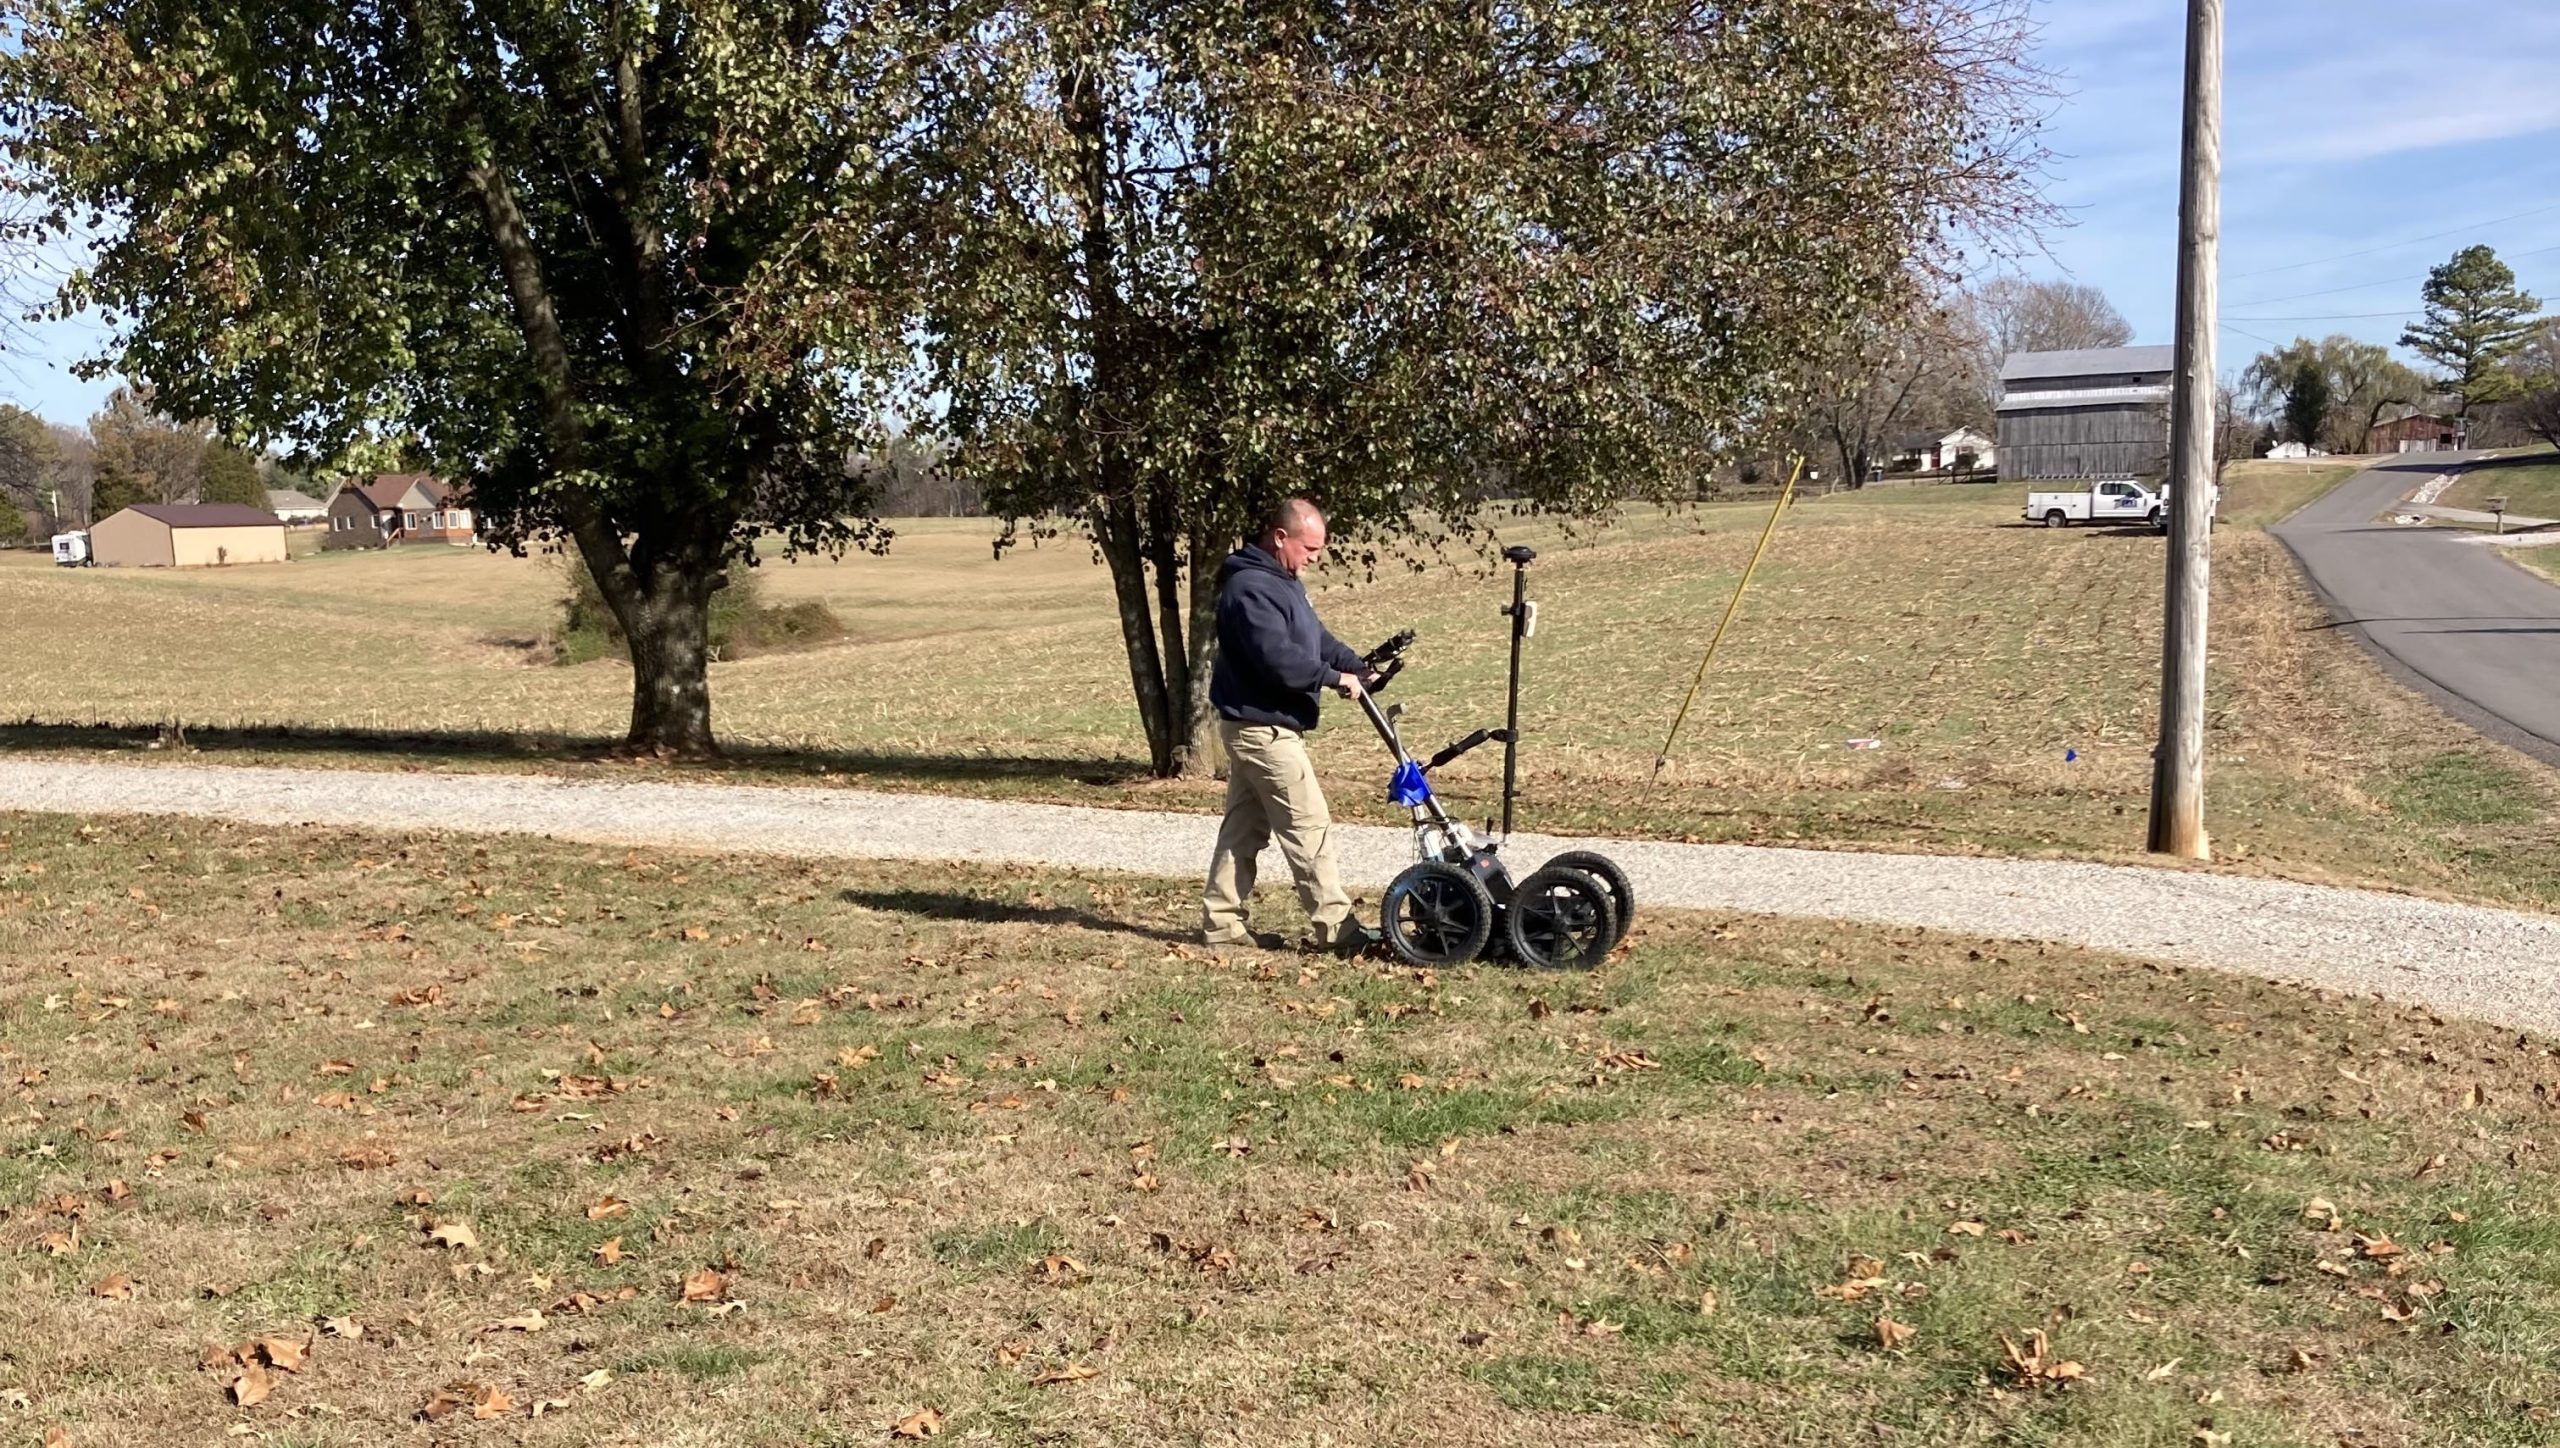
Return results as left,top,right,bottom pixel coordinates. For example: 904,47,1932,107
1998,346,2175,384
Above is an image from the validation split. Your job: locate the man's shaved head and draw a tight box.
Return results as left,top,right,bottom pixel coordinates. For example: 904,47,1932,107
1262,496,1324,539
1259,496,1329,578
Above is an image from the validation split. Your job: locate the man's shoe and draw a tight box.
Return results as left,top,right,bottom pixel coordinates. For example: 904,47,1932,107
1326,921,1384,957
1205,931,1288,951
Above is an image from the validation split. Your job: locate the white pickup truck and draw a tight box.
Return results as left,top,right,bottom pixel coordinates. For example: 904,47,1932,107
2024,480,2218,530
2026,479,2162,528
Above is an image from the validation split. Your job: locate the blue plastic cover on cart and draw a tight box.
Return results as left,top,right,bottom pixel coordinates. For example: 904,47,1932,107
1389,760,1432,807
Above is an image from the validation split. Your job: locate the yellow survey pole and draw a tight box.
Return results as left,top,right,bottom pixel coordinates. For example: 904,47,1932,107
1652,456,1804,778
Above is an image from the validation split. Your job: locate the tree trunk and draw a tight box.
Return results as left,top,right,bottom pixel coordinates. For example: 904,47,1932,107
1093,499,1180,775
620,567,717,756
1177,523,1224,777
440,19,727,762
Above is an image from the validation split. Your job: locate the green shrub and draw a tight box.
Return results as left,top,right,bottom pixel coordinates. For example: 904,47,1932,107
554,557,845,666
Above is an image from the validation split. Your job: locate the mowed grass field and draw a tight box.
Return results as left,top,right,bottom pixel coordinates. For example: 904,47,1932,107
8,810,2560,1445
4,460,2558,911
2441,451,2560,523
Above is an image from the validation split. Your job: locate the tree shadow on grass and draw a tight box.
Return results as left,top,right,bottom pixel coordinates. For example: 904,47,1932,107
0,719,1156,792
839,887,1195,946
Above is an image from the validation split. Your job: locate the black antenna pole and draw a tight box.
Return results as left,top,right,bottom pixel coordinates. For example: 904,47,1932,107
1500,545,1536,839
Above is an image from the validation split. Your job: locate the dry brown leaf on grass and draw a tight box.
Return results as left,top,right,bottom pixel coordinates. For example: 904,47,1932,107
420,1382,514,1422
317,1316,363,1340
892,1406,944,1438
592,1237,625,1266
2000,1330,2087,1385
586,1196,631,1220
679,1268,728,1303
1037,1254,1088,1285
228,1362,271,1408
1875,1315,1917,1351
426,1219,479,1251
1031,1363,1100,1386
483,1310,546,1334
87,1272,134,1300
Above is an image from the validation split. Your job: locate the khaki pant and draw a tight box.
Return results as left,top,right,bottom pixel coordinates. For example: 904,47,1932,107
1201,721,1355,946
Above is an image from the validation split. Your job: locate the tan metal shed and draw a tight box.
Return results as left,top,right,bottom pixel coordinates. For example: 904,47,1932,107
90,503,290,568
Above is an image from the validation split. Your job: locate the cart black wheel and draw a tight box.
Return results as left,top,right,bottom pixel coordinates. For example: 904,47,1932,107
1505,866,1619,971
1541,850,1634,952
1382,861,1495,967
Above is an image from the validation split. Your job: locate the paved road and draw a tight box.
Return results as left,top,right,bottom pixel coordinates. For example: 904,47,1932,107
5,759,2560,1033
2273,452,2560,767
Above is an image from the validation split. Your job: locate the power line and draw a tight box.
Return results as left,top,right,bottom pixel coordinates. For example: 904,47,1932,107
2228,199,2560,281
2232,241,2560,310
2223,310,2415,322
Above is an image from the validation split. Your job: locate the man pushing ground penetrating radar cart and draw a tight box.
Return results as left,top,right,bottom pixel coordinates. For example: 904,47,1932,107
1356,546,1634,970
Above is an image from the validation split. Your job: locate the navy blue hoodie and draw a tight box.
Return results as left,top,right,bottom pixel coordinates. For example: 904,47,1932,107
1210,543,1366,732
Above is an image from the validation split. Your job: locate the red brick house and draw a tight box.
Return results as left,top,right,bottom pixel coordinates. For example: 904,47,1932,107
322,473,477,550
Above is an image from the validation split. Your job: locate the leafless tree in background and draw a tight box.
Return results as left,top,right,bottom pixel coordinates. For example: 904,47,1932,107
2506,321,2560,451
1797,297,1994,489
1970,277,2135,358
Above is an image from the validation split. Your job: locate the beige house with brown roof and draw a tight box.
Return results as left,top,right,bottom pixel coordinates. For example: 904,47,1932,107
90,503,289,568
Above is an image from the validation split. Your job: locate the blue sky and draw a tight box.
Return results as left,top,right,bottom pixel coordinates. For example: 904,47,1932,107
4,0,2556,426
2027,0,2560,363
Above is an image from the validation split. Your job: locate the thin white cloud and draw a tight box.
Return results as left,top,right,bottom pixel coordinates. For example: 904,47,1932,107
2225,1,2560,164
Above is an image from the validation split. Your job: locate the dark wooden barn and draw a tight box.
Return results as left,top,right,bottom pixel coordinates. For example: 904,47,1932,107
1995,346,2174,482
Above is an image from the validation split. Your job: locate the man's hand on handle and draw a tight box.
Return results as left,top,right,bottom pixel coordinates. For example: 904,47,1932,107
1334,672,1368,700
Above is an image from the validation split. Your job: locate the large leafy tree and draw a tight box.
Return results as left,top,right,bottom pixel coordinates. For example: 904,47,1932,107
2239,335,2428,453
2277,356,2331,450
919,0,2049,775
87,385,208,512
5,0,930,754
0,405,58,534
199,442,266,509
2402,245,2542,420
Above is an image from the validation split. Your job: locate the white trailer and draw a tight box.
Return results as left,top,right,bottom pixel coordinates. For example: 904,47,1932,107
50,531,92,567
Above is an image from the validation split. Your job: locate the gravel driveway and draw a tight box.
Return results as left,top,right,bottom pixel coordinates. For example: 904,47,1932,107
7,758,2559,1034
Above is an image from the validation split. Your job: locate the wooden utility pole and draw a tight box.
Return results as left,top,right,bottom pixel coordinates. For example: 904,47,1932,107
2149,0,2222,860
